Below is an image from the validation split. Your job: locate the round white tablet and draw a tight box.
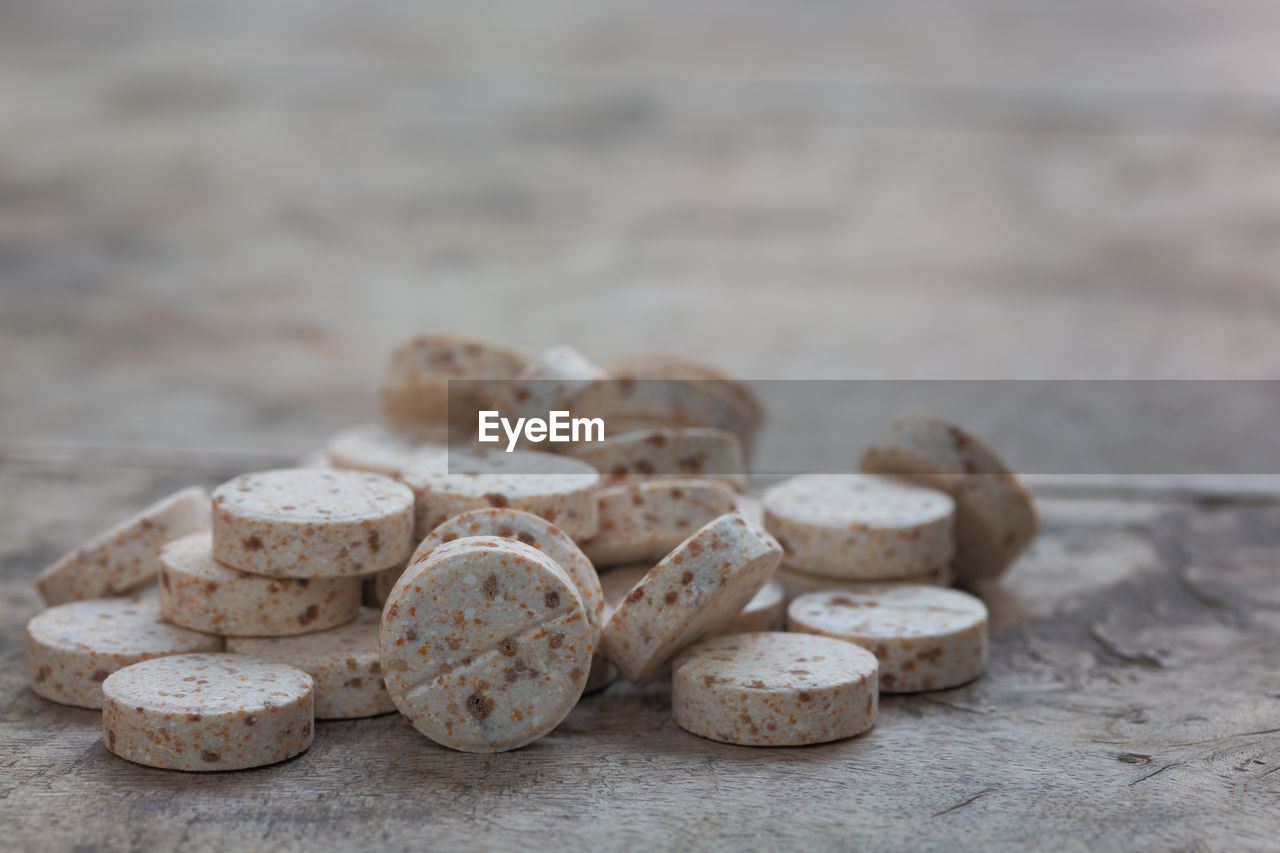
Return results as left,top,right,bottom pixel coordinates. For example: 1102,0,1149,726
762,474,954,580
27,595,223,710
227,608,393,719
672,632,878,746
102,653,314,771
718,579,786,635
378,334,527,431
326,423,450,480
211,468,415,577
859,413,1038,582
381,537,593,753
35,486,211,605
401,448,599,541
599,513,782,683
788,585,988,692
583,480,737,568
160,533,361,637
567,427,747,491
408,507,605,640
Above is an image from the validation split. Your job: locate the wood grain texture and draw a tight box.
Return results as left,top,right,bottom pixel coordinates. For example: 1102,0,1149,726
2,0,1280,849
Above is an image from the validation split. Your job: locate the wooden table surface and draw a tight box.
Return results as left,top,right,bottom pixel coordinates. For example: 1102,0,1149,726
2,1,1279,850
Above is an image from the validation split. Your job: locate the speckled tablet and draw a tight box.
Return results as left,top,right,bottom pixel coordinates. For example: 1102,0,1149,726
401,448,599,541
762,474,954,580
567,427,747,491
381,536,593,753
27,595,223,709
776,563,953,601
734,493,764,525
718,579,786,635
378,334,527,431
582,480,737,568
102,653,314,771
326,423,450,480
859,413,1038,582
498,345,607,430
672,632,878,746
211,468,414,577
583,645,619,694
373,559,409,607
408,507,605,640
573,379,757,460
227,608,393,719
160,533,361,637
599,565,650,611
36,486,211,606
788,585,988,692
599,512,782,683
602,352,763,453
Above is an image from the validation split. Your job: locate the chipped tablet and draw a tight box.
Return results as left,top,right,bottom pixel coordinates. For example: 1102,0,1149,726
27,595,223,710
788,585,988,692
672,632,878,746
160,533,361,637
599,512,782,683
227,608,393,719
381,536,593,753
211,468,415,577
102,653,314,771
762,474,954,580
36,486,211,606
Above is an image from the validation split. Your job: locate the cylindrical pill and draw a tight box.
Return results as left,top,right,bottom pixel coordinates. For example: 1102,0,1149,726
859,413,1038,582
762,474,954,580
402,449,599,541
788,585,988,692
583,480,737,568
326,424,449,480
600,512,783,683
378,334,527,431
567,427,747,491
211,468,414,578
35,486,211,605
27,595,223,709
601,352,763,454
227,608,393,719
408,507,605,640
718,579,786,635
102,653,314,771
672,632,878,746
599,565,650,611
381,537,593,753
160,533,361,637
776,563,953,601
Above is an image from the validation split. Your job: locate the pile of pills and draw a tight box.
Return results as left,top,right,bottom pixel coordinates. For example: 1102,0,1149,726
26,334,1037,767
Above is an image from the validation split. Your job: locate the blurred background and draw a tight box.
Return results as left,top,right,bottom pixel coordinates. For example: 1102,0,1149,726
3,0,1280,458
